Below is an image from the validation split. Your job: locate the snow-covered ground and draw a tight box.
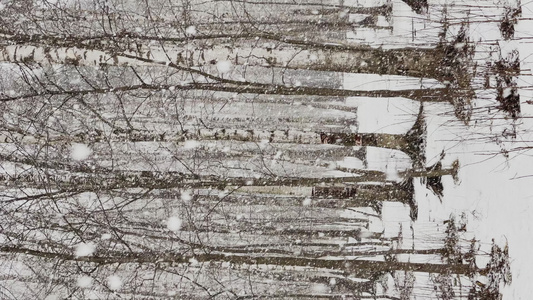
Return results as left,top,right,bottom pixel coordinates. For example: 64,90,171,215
349,1,532,297
353,91,530,300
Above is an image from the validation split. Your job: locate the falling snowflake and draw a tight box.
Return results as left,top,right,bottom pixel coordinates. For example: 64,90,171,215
185,26,197,35
218,190,228,198
77,276,93,288
181,190,192,202
329,278,337,286
167,216,182,231
71,143,92,161
75,242,95,257
189,257,199,265
107,275,122,291
216,60,233,74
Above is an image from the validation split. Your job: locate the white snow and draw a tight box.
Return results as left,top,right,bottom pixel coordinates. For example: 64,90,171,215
218,190,228,198
329,278,337,286
365,147,411,180
310,283,329,293
74,242,96,257
70,143,92,161
185,26,197,36
302,197,312,206
422,102,533,300
344,74,444,91
216,60,233,74
183,140,200,149
348,14,371,23
259,139,269,149
502,87,513,98
336,157,365,170
189,257,199,265
347,97,420,134
344,0,388,6
181,190,192,202
376,16,390,27
77,275,93,288
107,275,122,291
166,216,182,231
